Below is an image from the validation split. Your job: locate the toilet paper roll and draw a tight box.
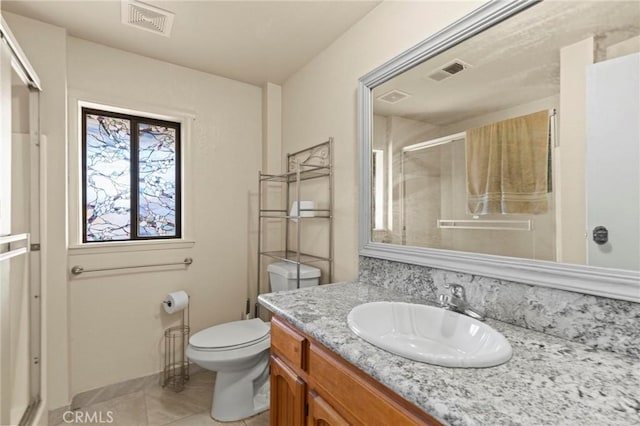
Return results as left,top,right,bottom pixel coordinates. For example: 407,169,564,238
163,290,189,314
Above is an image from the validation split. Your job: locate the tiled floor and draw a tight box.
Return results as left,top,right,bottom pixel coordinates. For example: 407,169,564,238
56,370,269,426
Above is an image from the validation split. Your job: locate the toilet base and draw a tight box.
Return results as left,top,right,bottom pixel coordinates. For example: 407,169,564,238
210,354,270,422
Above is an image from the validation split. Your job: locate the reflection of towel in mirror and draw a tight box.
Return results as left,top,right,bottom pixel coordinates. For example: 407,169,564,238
466,110,550,215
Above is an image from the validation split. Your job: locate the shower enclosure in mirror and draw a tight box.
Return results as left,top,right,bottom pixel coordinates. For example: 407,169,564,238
359,0,640,301
0,17,43,426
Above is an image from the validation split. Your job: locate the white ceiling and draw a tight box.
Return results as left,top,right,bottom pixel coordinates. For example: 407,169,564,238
1,0,380,86
373,1,640,125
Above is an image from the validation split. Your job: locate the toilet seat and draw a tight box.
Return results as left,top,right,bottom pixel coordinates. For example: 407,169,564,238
190,318,270,351
191,334,270,352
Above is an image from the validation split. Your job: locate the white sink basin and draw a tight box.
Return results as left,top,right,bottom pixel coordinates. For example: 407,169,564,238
347,301,512,368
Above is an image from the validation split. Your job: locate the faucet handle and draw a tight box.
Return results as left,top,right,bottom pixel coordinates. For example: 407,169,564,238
438,294,450,306
448,284,465,299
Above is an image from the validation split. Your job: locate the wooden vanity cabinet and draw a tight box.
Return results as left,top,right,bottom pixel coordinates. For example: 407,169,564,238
307,390,350,426
269,316,441,426
270,355,306,426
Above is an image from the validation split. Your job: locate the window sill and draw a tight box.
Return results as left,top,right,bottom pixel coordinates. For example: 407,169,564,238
68,239,195,255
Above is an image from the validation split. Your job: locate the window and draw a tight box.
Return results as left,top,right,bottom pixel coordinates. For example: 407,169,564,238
82,107,181,242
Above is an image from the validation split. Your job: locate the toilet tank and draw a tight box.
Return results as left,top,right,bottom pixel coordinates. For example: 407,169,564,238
267,262,321,291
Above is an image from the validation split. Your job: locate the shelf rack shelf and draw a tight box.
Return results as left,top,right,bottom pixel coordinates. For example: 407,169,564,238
259,214,331,219
259,165,330,183
256,139,333,317
260,250,332,264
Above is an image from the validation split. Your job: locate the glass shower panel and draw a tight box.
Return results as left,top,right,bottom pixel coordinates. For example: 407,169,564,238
9,73,32,425
5,254,29,425
0,31,41,425
399,138,553,261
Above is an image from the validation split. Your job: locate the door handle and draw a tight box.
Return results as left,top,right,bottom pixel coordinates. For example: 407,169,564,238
592,226,608,245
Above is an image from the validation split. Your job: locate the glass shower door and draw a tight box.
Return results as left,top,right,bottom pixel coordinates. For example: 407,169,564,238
1,235,30,425
0,22,42,426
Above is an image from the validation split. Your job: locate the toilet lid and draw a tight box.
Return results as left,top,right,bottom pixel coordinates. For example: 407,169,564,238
190,318,270,349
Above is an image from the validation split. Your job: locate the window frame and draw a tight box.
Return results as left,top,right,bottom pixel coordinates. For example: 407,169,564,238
81,107,182,243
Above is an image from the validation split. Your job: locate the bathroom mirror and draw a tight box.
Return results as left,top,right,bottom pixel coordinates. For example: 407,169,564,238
358,0,640,301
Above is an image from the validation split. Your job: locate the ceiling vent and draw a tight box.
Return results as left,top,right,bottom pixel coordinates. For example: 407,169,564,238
427,59,471,82
377,89,411,104
121,0,175,37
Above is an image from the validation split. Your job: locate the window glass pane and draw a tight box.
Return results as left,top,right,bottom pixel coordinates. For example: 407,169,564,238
138,123,177,237
85,114,131,241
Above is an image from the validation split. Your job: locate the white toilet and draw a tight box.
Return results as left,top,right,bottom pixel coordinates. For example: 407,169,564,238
186,318,271,421
186,262,320,422
267,261,322,290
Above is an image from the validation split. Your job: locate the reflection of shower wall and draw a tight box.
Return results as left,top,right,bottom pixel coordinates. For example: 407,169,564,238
371,114,389,242
373,104,556,261
403,139,555,260
371,114,441,244
434,96,558,260
438,141,458,250
389,116,441,244
439,139,556,261
403,147,444,247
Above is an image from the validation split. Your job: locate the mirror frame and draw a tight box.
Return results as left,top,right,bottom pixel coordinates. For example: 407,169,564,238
358,0,640,303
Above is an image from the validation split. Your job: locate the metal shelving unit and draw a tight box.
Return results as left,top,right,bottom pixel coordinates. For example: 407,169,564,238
256,139,333,317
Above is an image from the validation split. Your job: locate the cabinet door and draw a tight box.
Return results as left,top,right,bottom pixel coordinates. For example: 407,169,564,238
272,316,306,369
307,391,351,426
271,355,306,426
308,344,440,425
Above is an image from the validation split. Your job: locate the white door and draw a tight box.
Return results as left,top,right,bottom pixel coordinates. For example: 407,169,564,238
586,53,640,270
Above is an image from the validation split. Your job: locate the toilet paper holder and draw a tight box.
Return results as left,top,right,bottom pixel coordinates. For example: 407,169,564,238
163,292,190,392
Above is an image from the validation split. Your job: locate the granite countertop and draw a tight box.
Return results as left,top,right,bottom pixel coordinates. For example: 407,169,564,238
258,281,640,426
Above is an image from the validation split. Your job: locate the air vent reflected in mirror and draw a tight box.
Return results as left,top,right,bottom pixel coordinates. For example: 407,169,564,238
427,59,471,82
377,89,412,104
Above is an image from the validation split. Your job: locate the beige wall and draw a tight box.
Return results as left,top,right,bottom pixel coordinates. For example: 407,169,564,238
5,12,263,407
65,37,262,397
606,35,640,60
281,1,484,281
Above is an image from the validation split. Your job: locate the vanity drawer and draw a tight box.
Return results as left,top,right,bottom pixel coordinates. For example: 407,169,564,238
308,343,440,426
271,316,306,370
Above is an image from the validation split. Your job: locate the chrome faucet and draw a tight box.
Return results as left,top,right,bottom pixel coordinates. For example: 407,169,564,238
438,284,485,321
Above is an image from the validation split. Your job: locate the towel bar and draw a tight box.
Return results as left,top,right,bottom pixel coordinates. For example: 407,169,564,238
437,219,532,231
70,258,193,275
0,233,30,262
